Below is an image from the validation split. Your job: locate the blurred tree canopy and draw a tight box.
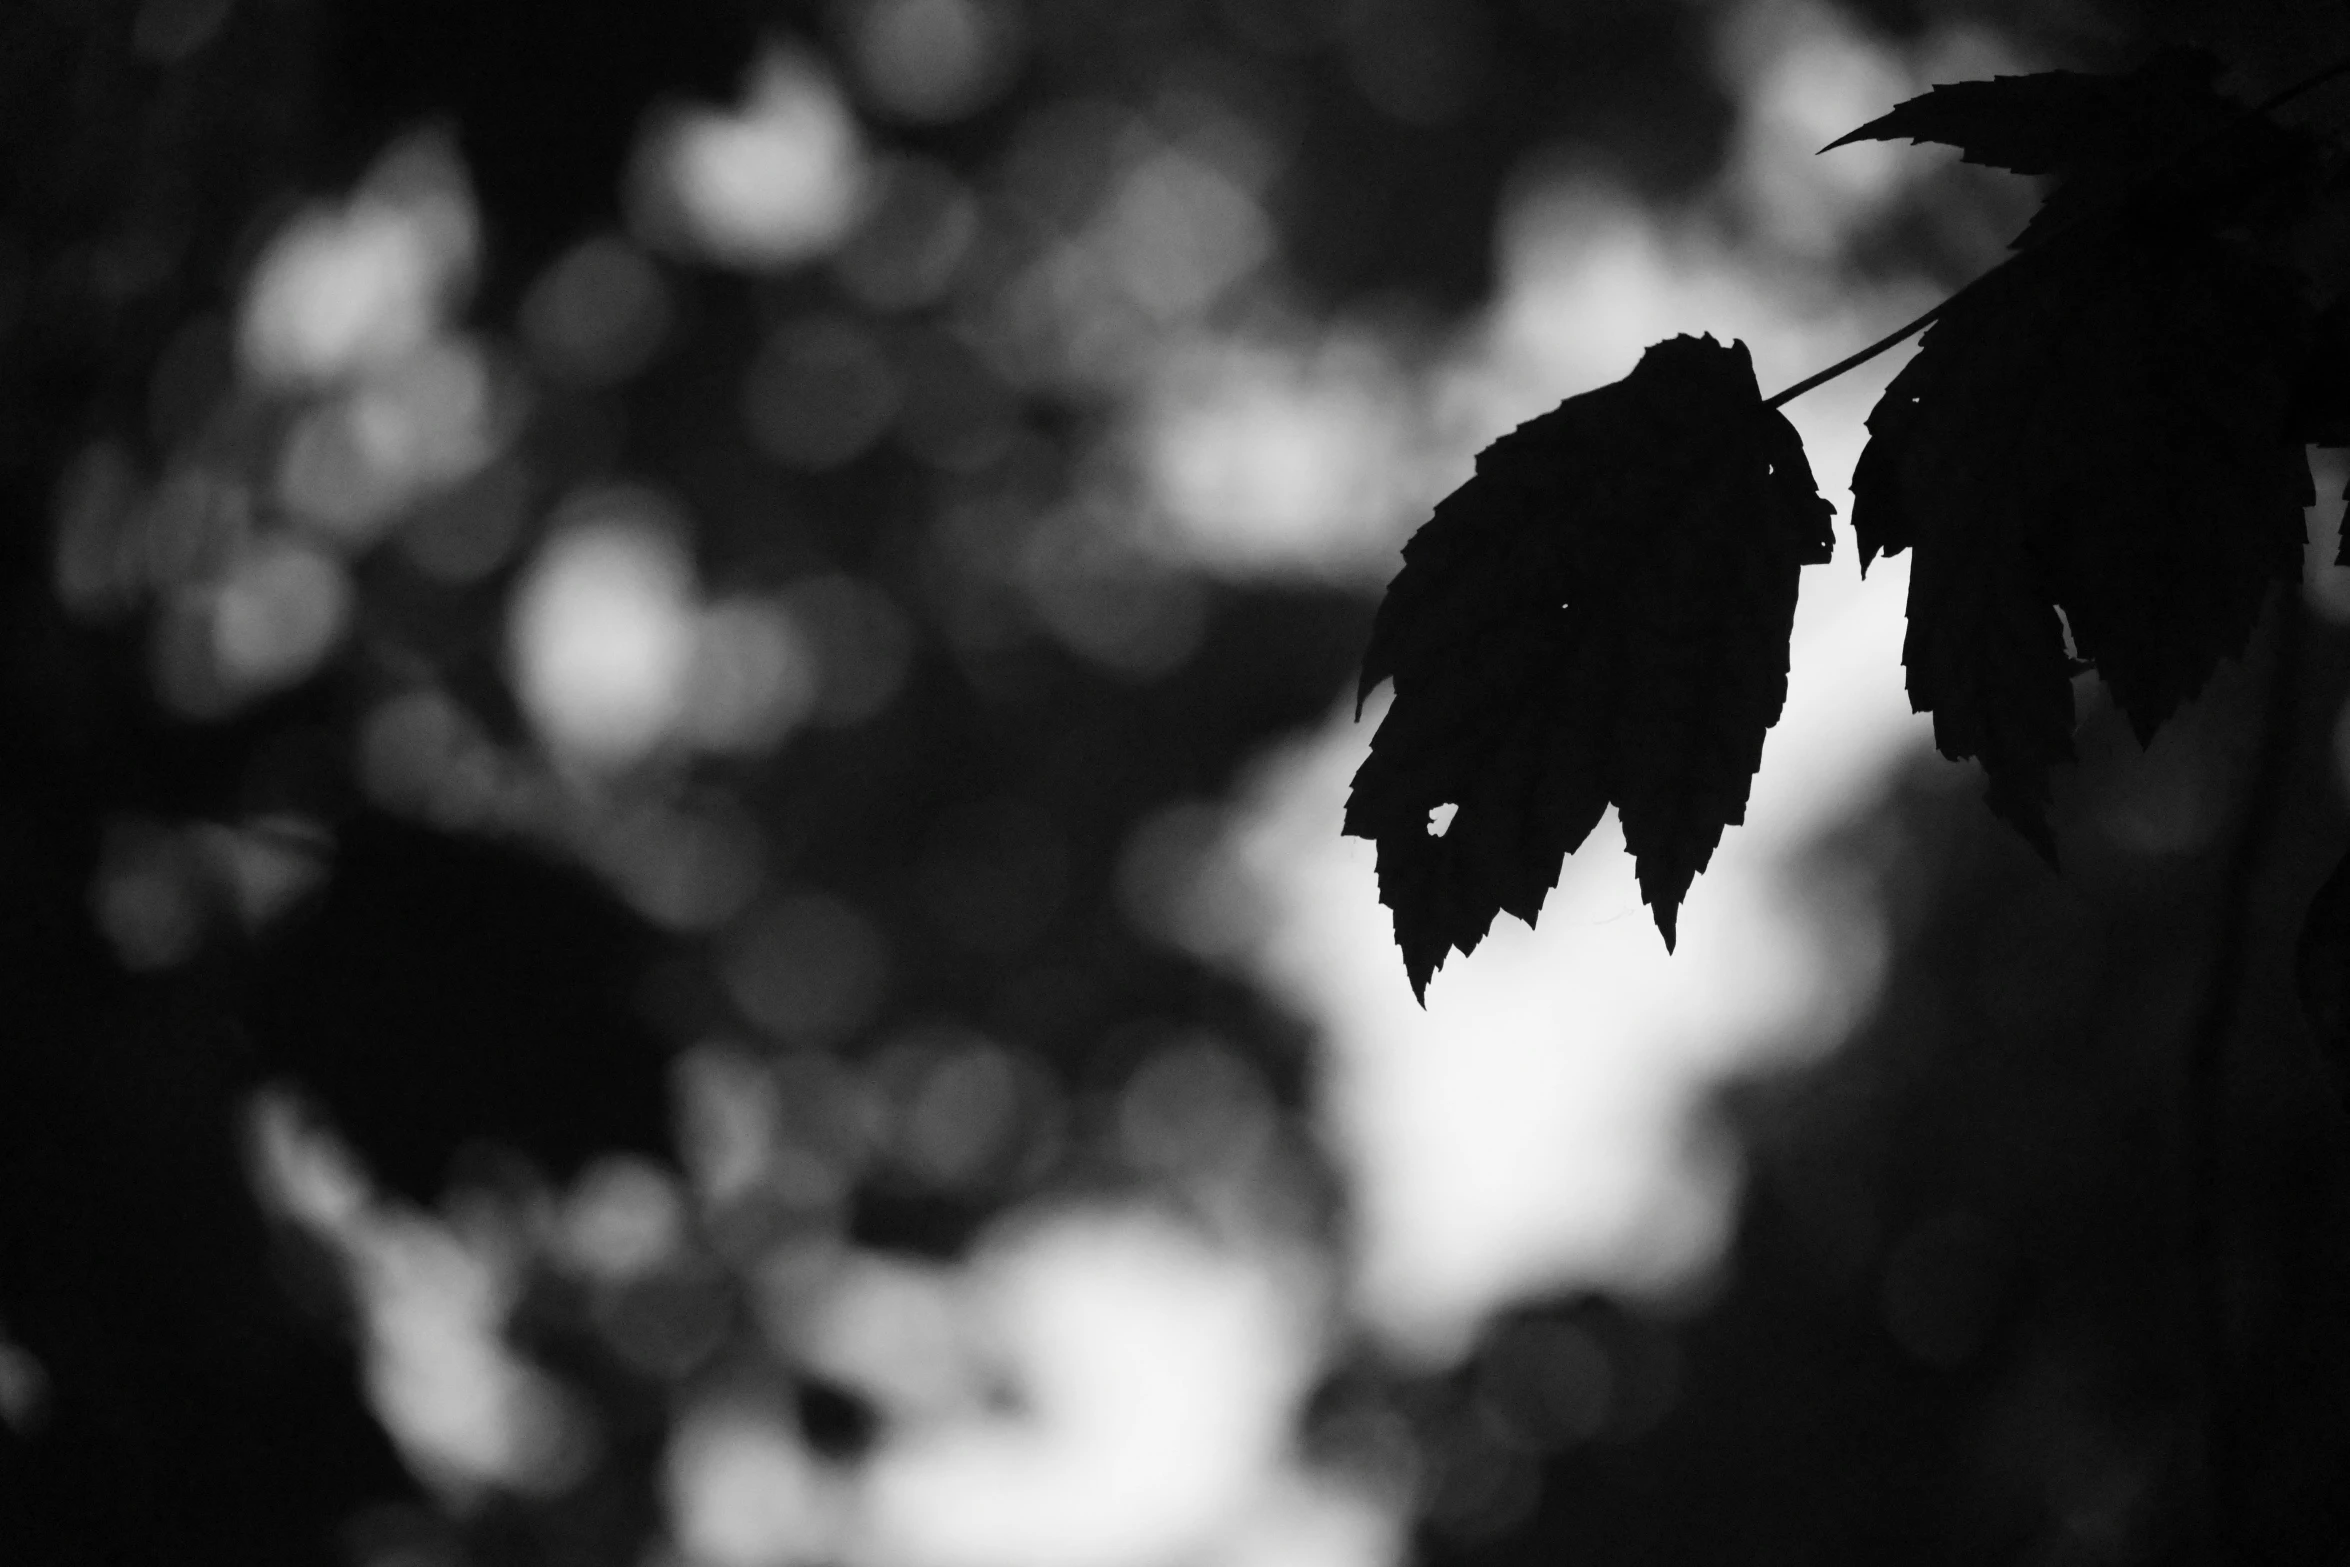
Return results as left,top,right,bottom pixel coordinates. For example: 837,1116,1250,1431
4,1,2350,1565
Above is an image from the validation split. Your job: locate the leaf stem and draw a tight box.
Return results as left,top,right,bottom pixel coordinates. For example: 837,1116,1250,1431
2253,50,2350,115
1761,300,1943,410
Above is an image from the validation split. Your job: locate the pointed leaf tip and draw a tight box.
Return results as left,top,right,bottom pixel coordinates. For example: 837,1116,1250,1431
1823,48,2305,252
1821,47,2229,175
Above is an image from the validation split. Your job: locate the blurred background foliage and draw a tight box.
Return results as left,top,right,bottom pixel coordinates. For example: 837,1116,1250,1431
4,0,2350,1564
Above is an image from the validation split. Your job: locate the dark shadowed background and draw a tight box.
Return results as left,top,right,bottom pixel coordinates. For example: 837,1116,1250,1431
3,0,2350,1564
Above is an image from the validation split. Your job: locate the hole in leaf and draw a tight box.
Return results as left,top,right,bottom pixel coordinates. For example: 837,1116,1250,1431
1427,802,1458,838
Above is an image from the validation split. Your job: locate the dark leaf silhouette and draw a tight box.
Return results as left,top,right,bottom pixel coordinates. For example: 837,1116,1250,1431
1348,334,1832,999
1825,48,2312,248
1851,225,2311,857
1823,47,2234,176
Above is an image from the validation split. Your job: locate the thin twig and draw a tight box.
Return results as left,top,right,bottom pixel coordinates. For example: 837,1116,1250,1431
2253,52,2350,115
1761,301,1942,410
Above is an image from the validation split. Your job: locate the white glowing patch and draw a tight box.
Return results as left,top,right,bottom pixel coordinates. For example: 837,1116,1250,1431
508,495,700,767
355,1211,589,1502
669,1403,846,1567
1141,127,1952,1358
1137,332,1422,582
1169,367,1931,1355
240,132,477,388
1188,589,1914,1362
1465,182,1793,434
1208,1475,1404,1567
1131,172,1940,1368
247,1089,374,1232
853,1209,1324,1567
1127,26,1944,595
788,1252,980,1427
244,1091,590,1505
638,48,867,271
1717,1,1944,256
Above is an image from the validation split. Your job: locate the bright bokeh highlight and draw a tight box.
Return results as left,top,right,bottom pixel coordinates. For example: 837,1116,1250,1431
189,7,2046,1567
637,48,868,271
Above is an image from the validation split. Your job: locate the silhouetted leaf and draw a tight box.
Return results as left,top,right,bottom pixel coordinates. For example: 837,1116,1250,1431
1824,47,2232,176
1826,48,2312,249
1347,334,1833,1000
1852,225,2311,856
